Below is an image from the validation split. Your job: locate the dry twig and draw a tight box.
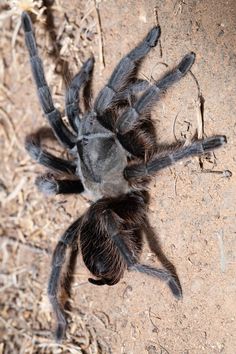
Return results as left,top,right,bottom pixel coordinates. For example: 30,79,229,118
94,0,105,71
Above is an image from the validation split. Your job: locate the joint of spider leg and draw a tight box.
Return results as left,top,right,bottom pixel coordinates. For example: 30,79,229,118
107,84,117,94
124,164,148,180
38,93,55,116
66,101,80,116
116,107,139,134
36,151,43,163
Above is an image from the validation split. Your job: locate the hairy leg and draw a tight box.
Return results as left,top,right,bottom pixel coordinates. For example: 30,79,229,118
144,219,182,297
124,135,227,179
25,134,76,174
35,174,84,195
97,79,150,131
117,118,157,158
48,217,83,341
94,26,161,116
65,57,94,132
113,79,150,104
22,12,76,149
105,210,181,298
116,53,195,134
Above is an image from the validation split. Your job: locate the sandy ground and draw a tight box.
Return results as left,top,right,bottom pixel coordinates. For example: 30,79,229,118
0,0,235,353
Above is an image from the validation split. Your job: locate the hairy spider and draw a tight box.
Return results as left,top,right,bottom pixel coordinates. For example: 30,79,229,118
22,11,226,341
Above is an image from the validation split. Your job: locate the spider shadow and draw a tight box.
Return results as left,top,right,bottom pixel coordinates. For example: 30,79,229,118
43,0,94,113
42,0,72,86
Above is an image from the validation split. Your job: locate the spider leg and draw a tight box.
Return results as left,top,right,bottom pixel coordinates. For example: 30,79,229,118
97,79,151,132
113,78,157,159
124,135,227,179
117,120,157,158
65,57,94,132
130,264,181,298
22,12,76,149
143,219,182,297
114,79,150,104
116,53,195,134
105,210,181,298
48,217,83,341
94,26,161,115
25,134,76,174
35,174,84,195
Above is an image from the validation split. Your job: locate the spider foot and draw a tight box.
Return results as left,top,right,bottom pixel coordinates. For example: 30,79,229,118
202,135,227,152
178,52,196,74
167,277,182,299
146,26,161,47
55,319,67,342
48,293,68,342
35,174,58,195
25,134,41,161
21,11,32,33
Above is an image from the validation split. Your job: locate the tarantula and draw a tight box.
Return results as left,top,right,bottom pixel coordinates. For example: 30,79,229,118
21,11,226,340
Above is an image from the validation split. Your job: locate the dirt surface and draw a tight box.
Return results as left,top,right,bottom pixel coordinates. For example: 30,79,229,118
0,1,235,353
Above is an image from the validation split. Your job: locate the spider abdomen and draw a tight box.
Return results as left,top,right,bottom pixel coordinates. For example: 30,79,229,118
80,194,146,285
80,210,126,285
80,232,125,285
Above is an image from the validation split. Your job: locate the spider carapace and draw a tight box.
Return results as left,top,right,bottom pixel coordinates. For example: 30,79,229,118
21,11,226,341
77,109,130,199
